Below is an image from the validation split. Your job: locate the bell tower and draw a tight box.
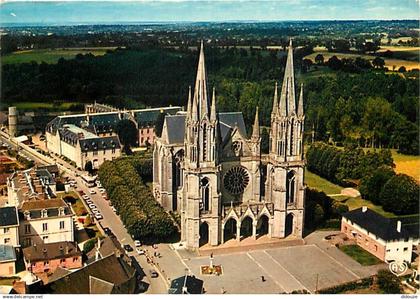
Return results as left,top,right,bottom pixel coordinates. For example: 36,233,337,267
265,40,306,239
182,41,221,249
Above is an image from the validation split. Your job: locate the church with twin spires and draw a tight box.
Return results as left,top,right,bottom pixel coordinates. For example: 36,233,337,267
153,40,306,250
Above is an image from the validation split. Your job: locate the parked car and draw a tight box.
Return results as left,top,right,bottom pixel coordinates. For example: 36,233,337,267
123,244,133,253
88,204,96,209
82,195,90,200
91,208,99,214
149,270,158,278
86,199,93,205
89,189,96,195
103,227,113,236
136,248,145,255
94,213,103,220
134,240,141,247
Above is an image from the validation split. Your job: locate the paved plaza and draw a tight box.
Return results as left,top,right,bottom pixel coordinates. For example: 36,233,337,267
154,231,386,294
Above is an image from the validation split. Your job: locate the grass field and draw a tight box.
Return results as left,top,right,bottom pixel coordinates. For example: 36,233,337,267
339,244,382,266
391,150,420,182
305,170,342,194
2,47,118,64
305,50,420,71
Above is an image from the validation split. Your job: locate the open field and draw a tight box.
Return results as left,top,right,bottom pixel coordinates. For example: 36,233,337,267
305,50,420,71
377,46,420,61
391,150,420,182
305,170,342,195
2,47,118,64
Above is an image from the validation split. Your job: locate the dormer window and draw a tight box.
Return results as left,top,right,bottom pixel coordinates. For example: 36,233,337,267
24,210,31,220
41,209,48,218
58,207,65,216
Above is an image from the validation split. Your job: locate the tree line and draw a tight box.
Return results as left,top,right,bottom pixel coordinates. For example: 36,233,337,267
306,142,419,215
98,155,177,242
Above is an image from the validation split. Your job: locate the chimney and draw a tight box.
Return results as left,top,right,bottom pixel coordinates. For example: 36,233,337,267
362,206,368,213
397,221,401,233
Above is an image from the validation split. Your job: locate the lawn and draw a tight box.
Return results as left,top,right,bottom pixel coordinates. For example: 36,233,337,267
305,170,342,195
344,197,395,218
57,191,87,216
339,245,382,266
391,150,420,182
305,50,420,71
2,47,118,65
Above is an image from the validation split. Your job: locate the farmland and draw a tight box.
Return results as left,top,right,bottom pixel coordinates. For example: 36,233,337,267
305,47,420,71
1,47,118,64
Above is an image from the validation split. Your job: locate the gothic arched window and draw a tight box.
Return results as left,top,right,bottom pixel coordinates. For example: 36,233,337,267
201,177,210,211
286,171,296,204
174,150,184,189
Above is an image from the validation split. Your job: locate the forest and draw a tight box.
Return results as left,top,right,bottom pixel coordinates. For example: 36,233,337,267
2,44,418,154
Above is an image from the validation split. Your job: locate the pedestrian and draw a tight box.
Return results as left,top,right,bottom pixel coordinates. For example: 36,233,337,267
261,275,265,282
221,287,225,294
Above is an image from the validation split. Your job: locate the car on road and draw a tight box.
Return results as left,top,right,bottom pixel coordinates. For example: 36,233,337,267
103,227,113,236
136,248,145,255
111,206,117,212
149,270,159,278
99,188,106,194
89,189,96,195
134,240,141,247
123,244,133,253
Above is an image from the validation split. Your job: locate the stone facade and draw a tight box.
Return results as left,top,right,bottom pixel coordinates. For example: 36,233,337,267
153,41,306,250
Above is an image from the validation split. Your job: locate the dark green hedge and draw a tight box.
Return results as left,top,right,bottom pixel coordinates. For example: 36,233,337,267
317,277,373,294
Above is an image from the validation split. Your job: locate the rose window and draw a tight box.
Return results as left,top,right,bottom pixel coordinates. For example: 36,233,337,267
223,166,250,195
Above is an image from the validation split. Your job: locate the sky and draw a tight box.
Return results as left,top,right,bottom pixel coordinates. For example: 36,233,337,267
1,0,419,25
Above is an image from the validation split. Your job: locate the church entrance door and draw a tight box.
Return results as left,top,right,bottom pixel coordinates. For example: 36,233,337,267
199,222,209,247
256,215,269,237
240,216,253,240
285,213,294,237
223,218,237,242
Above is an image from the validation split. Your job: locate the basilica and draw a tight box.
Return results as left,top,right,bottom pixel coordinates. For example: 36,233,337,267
153,40,306,250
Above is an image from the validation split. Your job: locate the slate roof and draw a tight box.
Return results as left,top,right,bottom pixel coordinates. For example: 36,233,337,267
343,208,411,241
164,111,247,144
19,199,72,220
0,245,17,263
133,107,181,126
46,254,136,294
0,207,18,227
168,275,204,294
79,136,121,152
23,241,81,262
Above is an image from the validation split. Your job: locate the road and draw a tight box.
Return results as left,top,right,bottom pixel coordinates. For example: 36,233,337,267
0,131,168,294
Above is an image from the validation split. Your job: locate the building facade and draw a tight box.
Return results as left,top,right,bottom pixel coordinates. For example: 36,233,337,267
341,207,414,263
153,41,306,250
0,207,19,247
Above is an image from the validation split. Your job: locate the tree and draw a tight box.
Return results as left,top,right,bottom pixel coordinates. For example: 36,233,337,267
398,66,406,73
84,161,93,174
327,56,342,70
359,166,395,204
380,174,420,215
314,54,324,65
116,119,138,155
377,270,402,294
83,238,97,253
372,57,385,69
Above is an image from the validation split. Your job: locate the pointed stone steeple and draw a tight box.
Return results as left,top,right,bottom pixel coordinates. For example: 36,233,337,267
186,85,192,120
298,83,304,117
193,40,209,119
271,82,279,116
252,107,260,139
279,39,296,116
210,87,217,122
278,78,287,116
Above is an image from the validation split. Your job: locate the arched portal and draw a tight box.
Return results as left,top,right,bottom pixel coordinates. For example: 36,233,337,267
199,222,209,247
256,215,269,237
223,218,237,242
240,216,253,240
285,213,294,237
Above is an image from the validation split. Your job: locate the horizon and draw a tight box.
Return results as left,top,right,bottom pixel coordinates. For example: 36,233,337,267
1,0,418,26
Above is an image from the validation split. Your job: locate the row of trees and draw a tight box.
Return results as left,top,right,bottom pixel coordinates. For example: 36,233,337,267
360,167,419,215
306,142,419,215
98,156,177,242
306,143,394,185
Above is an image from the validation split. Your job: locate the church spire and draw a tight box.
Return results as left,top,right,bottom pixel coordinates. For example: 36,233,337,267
298,83,304,117
186,85,192,119
279,39,296,116
210,87,217,122
252,106,260,139
193,40,209,119
271,82,279,116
